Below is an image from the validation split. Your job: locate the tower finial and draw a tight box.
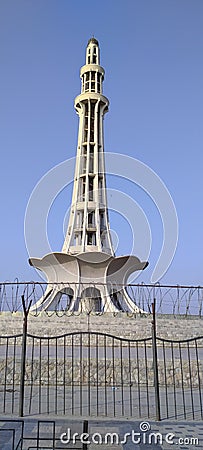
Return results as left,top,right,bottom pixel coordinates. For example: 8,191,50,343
86,37,100,64
87,37,99,46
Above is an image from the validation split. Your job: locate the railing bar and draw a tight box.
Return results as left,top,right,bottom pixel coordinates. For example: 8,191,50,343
88,332,91,416
157,335,203,344
162,341,169,418
144,340,150,418
37,420,40,450
0,333,23,339
120,340,124,416
3,338,9,413
53,420,56,450
80,333,82,416
46,338,49,414
128,341,132,417
71,334,74,415
187,341,195,419
195,339,203,419
171,342,177,419
39,338,42,414
26,330,152,343
96,333,99,416
29,336,35,415
136,342,141,417
104,334,107,416
55,337,58,415
112,337,116,417
12,336,16,414
11,430,15,450
63,335,66,415
179,342,186,419
83,419,89,450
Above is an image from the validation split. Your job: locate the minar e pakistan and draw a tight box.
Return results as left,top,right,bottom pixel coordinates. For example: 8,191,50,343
29,38,148,312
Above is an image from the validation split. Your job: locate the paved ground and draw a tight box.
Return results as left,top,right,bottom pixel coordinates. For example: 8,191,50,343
1,384,202,421
0,416,203,449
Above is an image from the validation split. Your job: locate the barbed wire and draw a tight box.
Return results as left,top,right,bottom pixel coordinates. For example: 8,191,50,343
0,282,203,316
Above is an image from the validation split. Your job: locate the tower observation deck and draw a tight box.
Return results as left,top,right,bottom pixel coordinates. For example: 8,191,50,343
29,38,148,312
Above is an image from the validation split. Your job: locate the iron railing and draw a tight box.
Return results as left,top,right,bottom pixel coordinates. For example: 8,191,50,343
0,282,203,315
0,324,202,420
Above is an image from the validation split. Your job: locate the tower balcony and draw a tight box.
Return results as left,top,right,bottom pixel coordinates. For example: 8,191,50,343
75,92,109,110
80,64,105,79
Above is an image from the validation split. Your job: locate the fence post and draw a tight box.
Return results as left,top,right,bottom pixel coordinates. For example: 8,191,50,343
83,420,88,450
19,295,32,417
152,298,161,421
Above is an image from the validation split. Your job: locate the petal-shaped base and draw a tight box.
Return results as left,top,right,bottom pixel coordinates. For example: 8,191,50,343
29,251,148,312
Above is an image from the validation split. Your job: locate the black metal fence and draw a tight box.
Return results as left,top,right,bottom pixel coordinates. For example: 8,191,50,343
1,282,203,316
0,300,202,421
0,419,88,449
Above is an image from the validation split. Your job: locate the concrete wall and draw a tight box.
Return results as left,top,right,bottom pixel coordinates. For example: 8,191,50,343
0,312,202,340
0,357,201,387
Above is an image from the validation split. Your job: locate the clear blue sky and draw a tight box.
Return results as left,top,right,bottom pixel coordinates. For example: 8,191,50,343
0,0,203,285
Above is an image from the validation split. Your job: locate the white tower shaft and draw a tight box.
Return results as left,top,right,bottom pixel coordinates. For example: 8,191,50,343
62,38,114,256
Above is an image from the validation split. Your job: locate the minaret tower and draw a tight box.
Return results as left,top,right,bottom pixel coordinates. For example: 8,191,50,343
29,38,148,312
63,38,114,256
